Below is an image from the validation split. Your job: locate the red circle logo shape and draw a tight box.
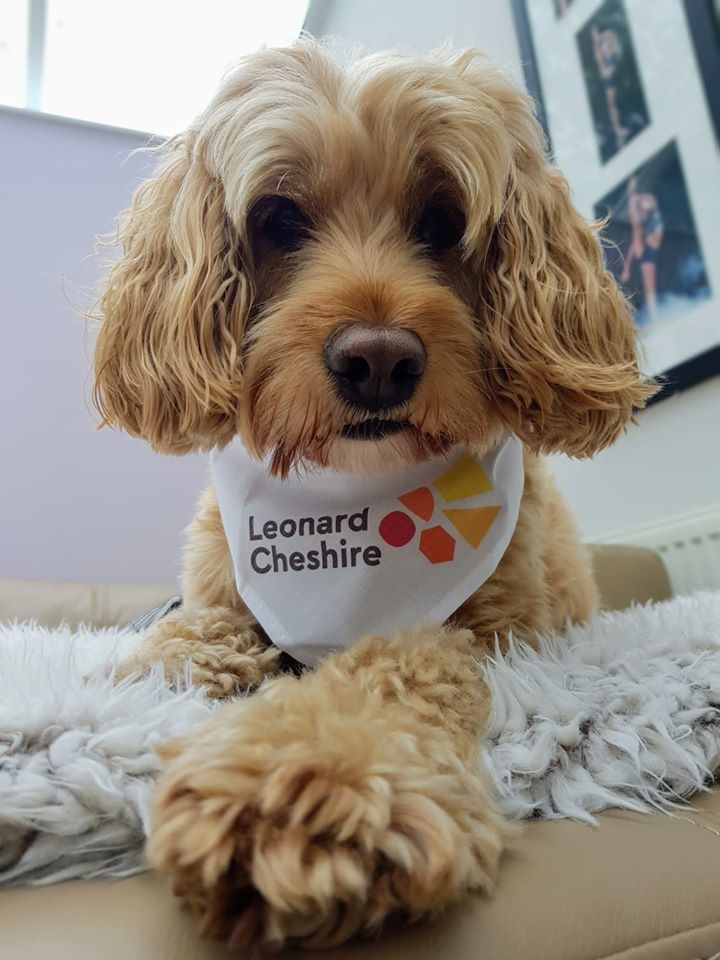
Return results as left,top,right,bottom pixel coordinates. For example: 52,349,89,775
378,511,416,547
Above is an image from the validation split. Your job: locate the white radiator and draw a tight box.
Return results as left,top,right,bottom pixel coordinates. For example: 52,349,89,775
597,507,720,595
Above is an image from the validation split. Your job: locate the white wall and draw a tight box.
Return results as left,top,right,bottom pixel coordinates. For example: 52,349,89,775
306,0,522,69
550,377,720,540
0,108,207,584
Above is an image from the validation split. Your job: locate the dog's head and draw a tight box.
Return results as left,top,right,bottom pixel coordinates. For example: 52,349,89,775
94,41,653,476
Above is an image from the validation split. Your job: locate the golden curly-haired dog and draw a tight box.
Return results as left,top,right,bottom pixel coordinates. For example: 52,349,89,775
94,40,653,951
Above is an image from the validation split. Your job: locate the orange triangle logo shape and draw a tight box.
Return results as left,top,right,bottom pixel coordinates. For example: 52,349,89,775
398,486,434,521
442,506,501,549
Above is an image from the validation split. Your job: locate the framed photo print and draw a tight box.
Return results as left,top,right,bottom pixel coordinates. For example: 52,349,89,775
576,0,650,163
554,0,577,17
594,140,710,330
511,0,720,401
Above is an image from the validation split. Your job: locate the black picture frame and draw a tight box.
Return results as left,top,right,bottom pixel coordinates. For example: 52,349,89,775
648,344,720,406
510,0,720,401
683,0,720,143
510,0,552,150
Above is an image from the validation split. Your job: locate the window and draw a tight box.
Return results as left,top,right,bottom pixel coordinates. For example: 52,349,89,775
1,0,309,133
0,2,29,108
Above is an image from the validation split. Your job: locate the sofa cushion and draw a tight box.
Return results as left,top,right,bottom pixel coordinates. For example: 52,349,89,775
0,549,684,958
0,546,671,632
589,544,672,611
0,578,176,629
1,788,718,960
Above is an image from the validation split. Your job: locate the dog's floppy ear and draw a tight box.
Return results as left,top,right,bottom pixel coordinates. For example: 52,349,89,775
93,135,250,454
471,91,655,457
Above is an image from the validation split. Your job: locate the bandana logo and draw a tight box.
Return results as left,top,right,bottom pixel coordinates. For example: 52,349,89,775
378,454,502,564
213,437,522,664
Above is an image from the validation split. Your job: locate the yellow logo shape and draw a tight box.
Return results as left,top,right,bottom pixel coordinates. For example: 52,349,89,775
433,454,492,503
443,506,501,549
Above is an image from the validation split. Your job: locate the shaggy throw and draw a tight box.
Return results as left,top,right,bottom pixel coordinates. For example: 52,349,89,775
1,592,719,887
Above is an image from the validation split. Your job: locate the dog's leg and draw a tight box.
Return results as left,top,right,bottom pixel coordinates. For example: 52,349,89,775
117,604,283,697
147,624,511,950
117,487,286,697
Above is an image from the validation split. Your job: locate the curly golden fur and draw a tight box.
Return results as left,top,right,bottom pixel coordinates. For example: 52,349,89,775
94,40,654,951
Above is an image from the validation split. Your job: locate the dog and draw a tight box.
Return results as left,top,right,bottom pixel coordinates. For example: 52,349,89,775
93,40,653,951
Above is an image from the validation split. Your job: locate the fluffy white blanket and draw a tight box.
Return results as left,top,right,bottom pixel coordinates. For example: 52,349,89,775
1,592,719,887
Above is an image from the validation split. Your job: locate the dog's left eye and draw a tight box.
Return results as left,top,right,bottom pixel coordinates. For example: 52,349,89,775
415,203,465,254
260,197,310,251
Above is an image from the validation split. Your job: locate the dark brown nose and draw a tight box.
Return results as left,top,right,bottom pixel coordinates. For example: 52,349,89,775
324,325,426,412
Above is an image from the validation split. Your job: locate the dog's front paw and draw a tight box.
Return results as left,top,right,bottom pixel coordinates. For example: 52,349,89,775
116,606,280,697
147,677,508,950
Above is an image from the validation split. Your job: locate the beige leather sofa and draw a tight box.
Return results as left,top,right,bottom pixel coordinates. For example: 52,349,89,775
2,547,720,960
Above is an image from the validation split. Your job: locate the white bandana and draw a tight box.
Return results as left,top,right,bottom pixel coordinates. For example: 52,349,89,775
211,436,524,666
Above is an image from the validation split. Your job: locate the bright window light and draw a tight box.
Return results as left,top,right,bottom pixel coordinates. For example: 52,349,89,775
0,1,29,108
2,0,309,134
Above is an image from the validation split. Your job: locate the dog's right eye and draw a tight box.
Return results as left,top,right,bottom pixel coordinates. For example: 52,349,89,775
259,197,310,251
415,201,465,254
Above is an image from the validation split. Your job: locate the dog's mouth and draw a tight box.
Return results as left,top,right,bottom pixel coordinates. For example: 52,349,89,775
340,419,409,441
